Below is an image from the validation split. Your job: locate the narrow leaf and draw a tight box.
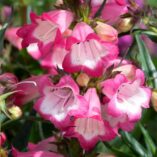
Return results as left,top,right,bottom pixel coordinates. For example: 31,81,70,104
0,23,8,51
120,131,149,157
104,142,134,157
135,33,157,88
139,123,156,155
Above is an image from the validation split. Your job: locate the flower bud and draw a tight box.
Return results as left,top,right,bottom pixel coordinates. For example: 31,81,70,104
8,106,22,119
97,153,115,157
55,0,63,6
151,90,157,112
113,64,136,81
0,148,7,157
76,73,90,87
95,21,118,43
0,132,6,146
116,17,134,33
1,6,12,21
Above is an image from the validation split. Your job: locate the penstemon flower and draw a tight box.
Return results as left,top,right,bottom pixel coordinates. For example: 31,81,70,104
64,88,117,150
17,10,74,55
34,75,88,130
63,22,119,77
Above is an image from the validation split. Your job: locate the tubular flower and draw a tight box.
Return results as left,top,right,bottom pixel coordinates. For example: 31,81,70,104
64,88,117,150
17,10,73,55
34,75,88,129
63,22,119,77
101,74,151,125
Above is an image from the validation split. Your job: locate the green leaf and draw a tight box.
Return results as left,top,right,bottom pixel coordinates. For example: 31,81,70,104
0,112,6,123
135,33,157,88
104,142,134,157
139,123,156,155
147,0,157,7
141,30,157,43
0,91,20,100
120,131,149,157
0,23,8,51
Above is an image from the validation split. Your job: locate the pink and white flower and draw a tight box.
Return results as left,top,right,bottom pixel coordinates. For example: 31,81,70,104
17,10,73,55
63,22,119,77
34,75,88,129
64,88,117,150
101,74,151,124
12,136,63,157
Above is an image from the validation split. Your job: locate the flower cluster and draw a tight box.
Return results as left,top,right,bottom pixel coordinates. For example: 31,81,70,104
12,0,152,151
1,0,152,155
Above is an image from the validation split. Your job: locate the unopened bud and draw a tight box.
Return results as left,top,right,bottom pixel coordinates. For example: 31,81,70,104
97,153,115,157
95,21,118,43
0,148,7,157
116,17,134,33
113,64,136,81
0,132,6,146
55,0,63,6
151,90,157,111
76,73,90,87
8,106,22,119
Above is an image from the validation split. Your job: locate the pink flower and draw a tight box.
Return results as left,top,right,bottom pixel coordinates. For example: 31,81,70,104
63,22,119,77
64,88,116,150
28,137,58,152
13,151,62,157
91,0,128,24
5,27,22,50
17,10,73,55
34,75,88,129
11,75,52,106
101,74,151,123
12,136,63,157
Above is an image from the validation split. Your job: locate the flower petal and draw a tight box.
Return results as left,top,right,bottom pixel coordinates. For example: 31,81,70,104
71,22,94,41
63,39,110,77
